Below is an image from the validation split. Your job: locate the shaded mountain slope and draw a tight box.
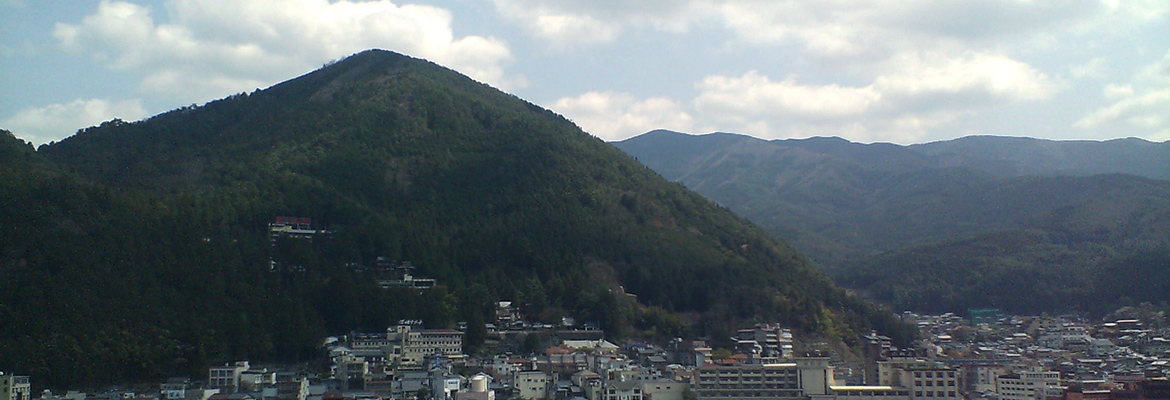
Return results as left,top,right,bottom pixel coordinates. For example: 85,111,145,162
1,52,912,388
615,131,1170,315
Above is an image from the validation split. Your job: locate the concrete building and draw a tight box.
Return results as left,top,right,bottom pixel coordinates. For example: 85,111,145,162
604,379,641,400
1038,326,1091,349
901,364,962,400
694,357,833,400
160,378,190,400
350,325,463,366
209,361,251,394
973,366,1010,393
734,324,794,364
455,374,495,400
514,370,551,400
640,380,687,400
829,386,910,400
276,380,307,400
0,373,30,400
996,369,1060,400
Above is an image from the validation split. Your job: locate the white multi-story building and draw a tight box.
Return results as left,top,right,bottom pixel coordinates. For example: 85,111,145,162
694,357,833,400
209,361,251,394
995,368,1059,400
973,366,1010,393
514,370,551,400
734,324,794,363
350,325,463,366
834,360,960,400
0,373,31,400
901,364,961,400
1037,326,1091,349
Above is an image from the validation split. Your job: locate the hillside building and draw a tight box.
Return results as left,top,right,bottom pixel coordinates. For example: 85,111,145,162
350,325,463,366
209,361,251,394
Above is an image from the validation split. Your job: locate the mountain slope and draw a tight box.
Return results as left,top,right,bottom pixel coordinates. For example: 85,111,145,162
0,51,912,388
614,131,1170,315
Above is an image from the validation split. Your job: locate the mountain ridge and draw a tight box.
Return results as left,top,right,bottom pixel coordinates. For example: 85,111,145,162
615,130,1170,315
1,51,913,388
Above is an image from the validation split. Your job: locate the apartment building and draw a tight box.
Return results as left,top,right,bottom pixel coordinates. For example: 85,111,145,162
350,325,463,366
0,373,30,400
694,357,833,400
996,369,1060,400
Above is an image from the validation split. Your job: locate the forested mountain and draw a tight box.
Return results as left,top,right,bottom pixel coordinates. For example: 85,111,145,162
0,51,913,389
615,130,1170,316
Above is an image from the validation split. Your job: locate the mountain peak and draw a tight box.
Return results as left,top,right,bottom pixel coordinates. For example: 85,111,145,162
10,54,914,388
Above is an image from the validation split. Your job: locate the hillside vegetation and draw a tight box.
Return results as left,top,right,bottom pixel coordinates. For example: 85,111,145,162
616,130,1170,316
0,51,912,389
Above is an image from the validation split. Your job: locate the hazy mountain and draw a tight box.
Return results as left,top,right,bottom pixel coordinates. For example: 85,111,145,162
0,51,912,388
911,135,1170,179
615,130,1170,315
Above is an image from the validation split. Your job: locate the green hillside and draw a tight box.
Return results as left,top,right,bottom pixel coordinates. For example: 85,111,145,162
615,131,1170,316
0,51,912,389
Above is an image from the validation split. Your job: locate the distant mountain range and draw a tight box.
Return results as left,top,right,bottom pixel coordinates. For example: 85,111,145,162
0,51,912,388
615,130,1170,315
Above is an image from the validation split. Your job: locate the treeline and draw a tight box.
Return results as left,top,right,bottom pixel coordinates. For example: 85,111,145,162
840,229,1170,316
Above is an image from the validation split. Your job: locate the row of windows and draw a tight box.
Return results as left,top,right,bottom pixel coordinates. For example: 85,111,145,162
706,377,797,383
706,384,798,390
914,391,956,398
695,390,802,398
913,372,956,378
914,380,956,387
836,391,909,396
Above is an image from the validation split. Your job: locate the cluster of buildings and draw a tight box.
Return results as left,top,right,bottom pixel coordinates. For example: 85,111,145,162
882,310,1170,400
15,305,1170,400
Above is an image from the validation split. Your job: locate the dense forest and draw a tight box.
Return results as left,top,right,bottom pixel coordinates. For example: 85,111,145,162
0,50,914,389
616,130,1170,317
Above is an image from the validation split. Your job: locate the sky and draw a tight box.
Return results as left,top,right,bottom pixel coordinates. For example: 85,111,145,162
2,0,1168,146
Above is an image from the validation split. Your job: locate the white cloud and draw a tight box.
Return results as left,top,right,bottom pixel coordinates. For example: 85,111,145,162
550,92,694,141
486,0,710,46
694,71,880,120
1077,50,1170,133
54,0,515,104
690,51,1058,143
1070,57,1107,79
874,51,1057,106
1,99,148,145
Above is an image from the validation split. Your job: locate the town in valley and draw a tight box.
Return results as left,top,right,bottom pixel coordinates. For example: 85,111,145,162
7,303,1170,400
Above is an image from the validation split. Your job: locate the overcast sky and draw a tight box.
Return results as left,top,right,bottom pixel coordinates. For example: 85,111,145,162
2,0,1168,146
